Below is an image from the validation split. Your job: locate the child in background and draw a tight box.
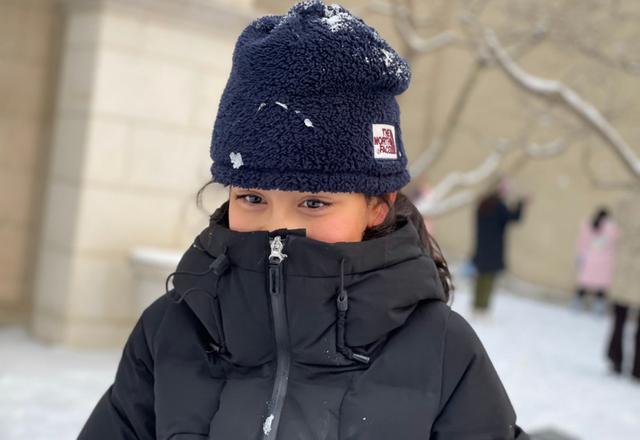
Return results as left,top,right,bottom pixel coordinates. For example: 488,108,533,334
573,208,619,314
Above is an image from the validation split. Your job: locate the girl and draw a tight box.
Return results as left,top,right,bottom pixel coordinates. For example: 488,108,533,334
80,2,528,439
573,208,619,314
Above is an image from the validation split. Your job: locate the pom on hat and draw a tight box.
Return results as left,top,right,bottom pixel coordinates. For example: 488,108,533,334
210,0,412,195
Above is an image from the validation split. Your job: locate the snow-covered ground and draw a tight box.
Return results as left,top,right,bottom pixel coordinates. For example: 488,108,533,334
1,280,639,439
450,281,640,440
0,328,120,440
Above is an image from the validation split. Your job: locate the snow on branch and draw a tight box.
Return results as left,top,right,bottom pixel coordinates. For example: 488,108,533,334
415,143,506,216
396,25,459,54
358,0,459,54
415,137,567,216
485,29,640,178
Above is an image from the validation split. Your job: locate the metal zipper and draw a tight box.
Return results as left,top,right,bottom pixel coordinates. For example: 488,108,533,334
262,235,290,440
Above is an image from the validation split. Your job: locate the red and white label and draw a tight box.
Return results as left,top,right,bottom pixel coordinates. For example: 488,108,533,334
372,124,398,159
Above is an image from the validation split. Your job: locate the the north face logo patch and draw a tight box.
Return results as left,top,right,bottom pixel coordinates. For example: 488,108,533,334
372,124,398,159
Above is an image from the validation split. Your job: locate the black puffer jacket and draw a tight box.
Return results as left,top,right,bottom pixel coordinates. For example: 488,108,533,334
79,213,528,440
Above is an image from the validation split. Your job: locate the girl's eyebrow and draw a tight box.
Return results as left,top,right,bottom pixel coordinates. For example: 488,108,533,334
300,193,333,199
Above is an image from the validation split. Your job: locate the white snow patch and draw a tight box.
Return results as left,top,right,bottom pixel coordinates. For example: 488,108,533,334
380,48,394,68
376,47,410,80
275,101,288,110
263,414,275,435
304,118,314,127
370,29,384,43
446,268,640,440
0,327,120,440
229,152,243,169
320,4,356,33
322,14,351,32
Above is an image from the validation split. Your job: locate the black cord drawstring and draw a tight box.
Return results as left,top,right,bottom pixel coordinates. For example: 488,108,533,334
166,244,231,354
335,258,370,364
166,245,230,303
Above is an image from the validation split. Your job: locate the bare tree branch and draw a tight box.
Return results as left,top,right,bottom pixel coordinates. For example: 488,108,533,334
362,0,640,215
416,141,507,216
357,0,461,54
419,188,477,217
398,27,459,54
416,136,569,217
485,29,640,179
410,62,486,177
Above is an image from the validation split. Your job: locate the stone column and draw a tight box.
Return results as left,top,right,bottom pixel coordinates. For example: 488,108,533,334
31,0,252,347
0,0,61,325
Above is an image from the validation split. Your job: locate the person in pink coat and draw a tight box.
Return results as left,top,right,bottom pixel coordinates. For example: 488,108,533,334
573,208,620,313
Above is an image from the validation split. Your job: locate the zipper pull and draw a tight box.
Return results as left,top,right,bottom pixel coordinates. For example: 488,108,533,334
268,236,288,264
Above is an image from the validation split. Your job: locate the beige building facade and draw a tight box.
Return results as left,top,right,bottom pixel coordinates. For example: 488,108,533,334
1,0,638,346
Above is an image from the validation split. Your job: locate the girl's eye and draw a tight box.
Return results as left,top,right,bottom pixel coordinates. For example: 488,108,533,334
237,194,263,204
302,199,330,209
235,195,330,209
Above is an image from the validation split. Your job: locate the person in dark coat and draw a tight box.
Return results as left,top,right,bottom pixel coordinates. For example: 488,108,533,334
79,2,529,438
607,191,640,379
471,178,529,312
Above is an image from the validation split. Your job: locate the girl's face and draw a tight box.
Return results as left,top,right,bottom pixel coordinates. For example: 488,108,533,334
228,186,396,243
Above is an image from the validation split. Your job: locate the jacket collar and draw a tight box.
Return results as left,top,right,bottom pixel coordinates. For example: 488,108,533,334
172,210,446,367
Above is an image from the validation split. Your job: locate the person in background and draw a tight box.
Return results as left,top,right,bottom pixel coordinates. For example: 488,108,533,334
471,178,529,314
573,208,619,314
607,191,640,380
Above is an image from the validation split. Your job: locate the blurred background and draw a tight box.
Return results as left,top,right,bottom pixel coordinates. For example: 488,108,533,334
1,0,639,439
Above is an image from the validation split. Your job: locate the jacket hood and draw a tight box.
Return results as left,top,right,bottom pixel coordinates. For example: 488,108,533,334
170,209,446,368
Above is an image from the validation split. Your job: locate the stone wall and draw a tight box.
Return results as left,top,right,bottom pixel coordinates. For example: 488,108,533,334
29,0,253,346
0,0,61,324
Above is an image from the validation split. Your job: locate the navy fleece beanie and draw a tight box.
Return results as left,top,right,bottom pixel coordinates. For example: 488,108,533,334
210,0,411,195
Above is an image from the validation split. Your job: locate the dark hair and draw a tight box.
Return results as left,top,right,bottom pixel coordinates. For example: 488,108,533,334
591,208,609,231
196,181,452,300
363,192,452,299
478,191,501,216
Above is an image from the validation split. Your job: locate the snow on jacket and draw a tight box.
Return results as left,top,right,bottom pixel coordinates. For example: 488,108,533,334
611,192,640,308
79,213,529,440
575,218,619,290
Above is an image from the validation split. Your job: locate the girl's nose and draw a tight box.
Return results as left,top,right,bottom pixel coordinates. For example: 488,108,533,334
263,212,305,234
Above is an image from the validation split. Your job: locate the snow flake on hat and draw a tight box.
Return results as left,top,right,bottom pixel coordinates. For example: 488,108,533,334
376,47,410,81
273,1,364,34
230,151,244,169
380,48,394,68
321,3,357,32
